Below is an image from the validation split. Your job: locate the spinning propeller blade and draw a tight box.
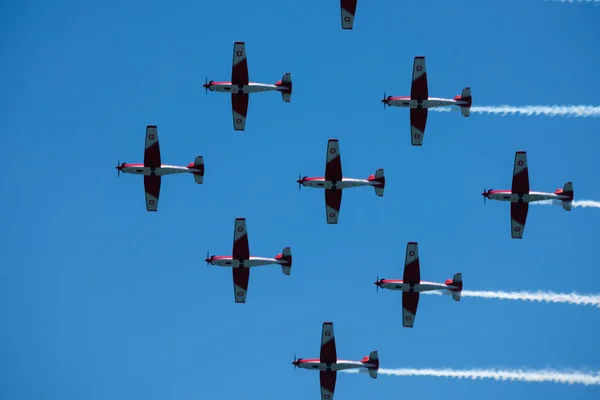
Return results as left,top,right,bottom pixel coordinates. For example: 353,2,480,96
298,173,302,192
206,250,210,267
205,76,208,94
383,92,386,110
376,274,379,293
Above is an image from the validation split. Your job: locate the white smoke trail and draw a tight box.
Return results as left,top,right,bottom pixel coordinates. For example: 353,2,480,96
533,200,600,208
431,105,600,117
423,290,600,308
548,0,600,4
343,367,600,385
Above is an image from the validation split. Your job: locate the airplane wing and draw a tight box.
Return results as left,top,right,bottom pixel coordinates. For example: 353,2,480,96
402,292,419,328
320,372,336,400
320,322,337,363
410,56,428,100
409,109,427,146
231,42,250,131
231,42,249,86
143,176,160,212
325,189,342,224
402,242,421,328
325,139,342,181
144,125,161,167
232,218,250,303
511,151,530,194
511,203,528,239
340,0,357,30
231,94,249,131
232,268,249,303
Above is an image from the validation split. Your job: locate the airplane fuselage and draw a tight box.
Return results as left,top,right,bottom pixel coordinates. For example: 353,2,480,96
486,190,572,203
207,82,284,94
300,177,378,190
208,256,286,268
386,96,467,109
378,280,459,293
119,163,201,176
294,359,375,372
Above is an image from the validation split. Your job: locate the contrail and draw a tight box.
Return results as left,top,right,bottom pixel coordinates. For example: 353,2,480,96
343,367,600,385
423,290,600,307
533,200,600,208
548,0,600,4
431,105,600,117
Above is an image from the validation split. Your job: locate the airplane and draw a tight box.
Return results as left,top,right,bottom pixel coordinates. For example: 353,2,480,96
297,139,385,224
205,218,292,303
116,125,205,212
482,151,574,239
381,56,472,146
341,0,357,29
292,322,379,400
374,242,463,328
203,41,292,131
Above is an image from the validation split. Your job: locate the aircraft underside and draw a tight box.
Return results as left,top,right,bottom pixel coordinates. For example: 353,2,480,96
121,165,192,176
298,361,367,372
389,98,462,108
489,192,569,202
212,83,279,94
381,282,452,292
209,257,280,268
303,178,374,190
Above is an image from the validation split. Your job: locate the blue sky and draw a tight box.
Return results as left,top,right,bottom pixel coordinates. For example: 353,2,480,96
1,0,600,399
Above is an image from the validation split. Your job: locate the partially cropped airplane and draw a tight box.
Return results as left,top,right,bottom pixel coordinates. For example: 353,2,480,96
482,151,574,239
375,242,463,328
116,125,205,212
297,139,385,224
292,322,379,400
205,218,292,303
203,41,292,131
381,56,472,146
341,0,357,29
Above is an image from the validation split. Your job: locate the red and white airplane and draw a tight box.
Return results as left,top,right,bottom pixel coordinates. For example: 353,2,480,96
341,0,357,29
205,218,292,303
297,139,385,224
116,125,205,212
203,41,292,131
482,151,574,239
292,322,379,400
381,56,472,146
374,242,463,328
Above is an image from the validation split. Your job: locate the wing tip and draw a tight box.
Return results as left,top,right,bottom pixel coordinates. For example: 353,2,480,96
234,41,245,45
516,150,527,155
323,321,334,325
407,241,418,245
328,138,339,143
235,217,246,221
414,55,425,60
146,124,157,129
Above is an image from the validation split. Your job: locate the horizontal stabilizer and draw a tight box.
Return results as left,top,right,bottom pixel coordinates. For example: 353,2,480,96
277,247,292,275
191,156,205,184
277,73,292,102
368,169,385,197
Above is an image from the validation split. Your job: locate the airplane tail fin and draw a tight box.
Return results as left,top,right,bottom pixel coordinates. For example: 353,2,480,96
444,273,463,301
276,247,292,275
361,351,379,378
189,156,205,184
555,181,574,211
367,168,385,197
454,87,472,117
276,73,292,102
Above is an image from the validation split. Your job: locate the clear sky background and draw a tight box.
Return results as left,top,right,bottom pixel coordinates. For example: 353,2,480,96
1,0,600,399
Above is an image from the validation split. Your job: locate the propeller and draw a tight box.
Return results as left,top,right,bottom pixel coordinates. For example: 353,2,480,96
383,91,387,110
293,352,297,369
117,159,120,177
205,76,208,94
206,250,210,267
376,274,379,293
298,173,302,192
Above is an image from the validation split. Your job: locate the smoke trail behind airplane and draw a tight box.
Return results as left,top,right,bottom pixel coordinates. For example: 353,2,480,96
431,105,600,117
343,367,600,385
424,290,600,308
533,200,600,209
